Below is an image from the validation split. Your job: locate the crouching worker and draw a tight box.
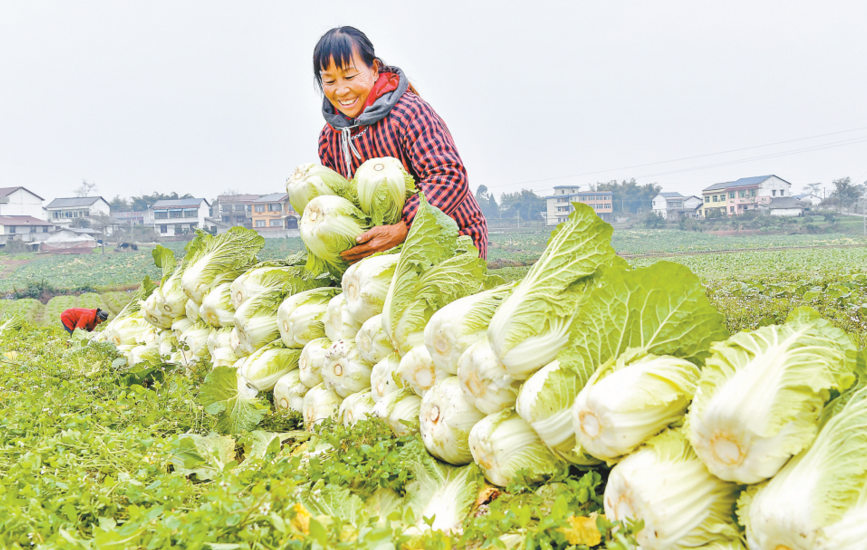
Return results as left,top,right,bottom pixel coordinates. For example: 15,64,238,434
60,307,109,335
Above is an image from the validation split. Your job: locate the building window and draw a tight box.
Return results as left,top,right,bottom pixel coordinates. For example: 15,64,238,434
704,196,709,203
739,190,746,198
779,190,785,196
183,209,198,218
233,204,245,211
169,210,182,218
712,195,718,202
222,216,230,223
269,219,282,227
268,203,282,212
255,220,266,227
729,192,735,199
155,211,168,219
160,225,167,234
255,204,265,212
772,190,776,196
8,227,15,233
729,207,734,213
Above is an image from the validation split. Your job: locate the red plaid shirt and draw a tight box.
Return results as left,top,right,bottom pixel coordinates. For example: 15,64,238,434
318,92,488,259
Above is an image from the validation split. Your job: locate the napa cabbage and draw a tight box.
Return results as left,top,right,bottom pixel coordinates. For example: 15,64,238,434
456,338,522,415
229,257,309,309
273,370,306,413
324,293,362,341
299,195,370,277
686,307,857,484
397,345,449,397
468,409,562,487
352,157,417,226
382,194,501,355
299,337,331,388
200,366,269,433
233,289,285,355
487,203,618,379
277,287,340,348
181,227,264,304
302,383,342,430
737,384,867,550
373,388,421,436
341,253,399,324
572,348,700,463
339,390,376,426
420,377,486,465
200,282,235,327
356,314,394,365
604,428,742,550
425,284,513,376
238,340,301,392
321,339,373,398
370,353,402,402
286,162,351,216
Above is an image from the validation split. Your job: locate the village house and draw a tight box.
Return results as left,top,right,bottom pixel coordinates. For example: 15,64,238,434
545,186,614,224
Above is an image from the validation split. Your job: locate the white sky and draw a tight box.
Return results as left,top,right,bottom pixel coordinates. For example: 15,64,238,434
2,0,866,205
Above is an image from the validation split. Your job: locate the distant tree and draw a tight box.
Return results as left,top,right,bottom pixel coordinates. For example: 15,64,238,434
642,211,666,228
74,179,97,197
221,188,241,196
499,189,545,221
109,195,130,212
802,182,822,196
595,179,661,215
475,185,500,220
830,177,863,212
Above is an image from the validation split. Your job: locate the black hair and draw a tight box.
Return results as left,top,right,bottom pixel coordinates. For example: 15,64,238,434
97,308,108,321
313,26,381,91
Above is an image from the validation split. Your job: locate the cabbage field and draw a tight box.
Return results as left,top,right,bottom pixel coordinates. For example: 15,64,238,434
2,163,867,549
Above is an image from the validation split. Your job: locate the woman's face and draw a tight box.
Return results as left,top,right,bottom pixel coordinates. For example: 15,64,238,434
320,50,378,119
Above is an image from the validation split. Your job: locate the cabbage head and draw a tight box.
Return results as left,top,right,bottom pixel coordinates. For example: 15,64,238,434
200,282,235,328
456,338,522,415
468,409,563,487
488,203,617,379
341,253,399,324
238,340,301,392
229,261,309,309
356,314,394,365
324,293,362,341
286,162,351,216
321,339,373,398
397,345,448,397
277,287,340,348
233,289,286,355
572,348,700,463
738,384,867,550
302,383,342,430
604,428,742,550
274,370,306,413
181,227,264,304
352,157,417,226
299,195,370,277
420,377,486,465
686,307,856,484
373,388,421,437
425,284,513,375
339,390,376,426
371,353,402,402
299,337,331,388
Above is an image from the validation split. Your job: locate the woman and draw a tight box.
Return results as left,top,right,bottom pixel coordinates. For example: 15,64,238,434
313,27,488,261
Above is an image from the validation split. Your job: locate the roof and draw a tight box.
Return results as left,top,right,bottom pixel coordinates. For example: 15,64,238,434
552,185,582,190
254,193,289,203
544,191,613,199
702,181,733,192
46,196,108,209
659,192,683,198
0,215,53,226
216,194,261,202
152,198,209,209
0,186,45,200
767,197,806,209
792,193,819,199
683,195,702,201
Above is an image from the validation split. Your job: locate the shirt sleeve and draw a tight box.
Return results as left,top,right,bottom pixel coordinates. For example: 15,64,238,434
398,98,470,227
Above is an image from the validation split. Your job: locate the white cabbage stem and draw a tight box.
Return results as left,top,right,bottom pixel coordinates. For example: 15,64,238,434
420,377,486,465
456,338,522,415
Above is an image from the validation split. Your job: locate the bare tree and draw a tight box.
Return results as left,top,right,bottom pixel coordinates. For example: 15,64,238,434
74,179,97,197
802,182,822,196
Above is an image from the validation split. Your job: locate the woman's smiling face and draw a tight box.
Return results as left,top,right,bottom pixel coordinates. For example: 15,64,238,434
320,50,378,119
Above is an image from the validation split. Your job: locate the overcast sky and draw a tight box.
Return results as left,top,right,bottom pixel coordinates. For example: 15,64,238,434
2,1,866,205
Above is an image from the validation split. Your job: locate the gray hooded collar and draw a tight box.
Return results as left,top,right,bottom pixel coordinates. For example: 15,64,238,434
321,66,409,130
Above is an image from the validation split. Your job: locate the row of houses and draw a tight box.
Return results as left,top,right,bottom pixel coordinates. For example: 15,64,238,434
652,175,824,220
0,186,298,246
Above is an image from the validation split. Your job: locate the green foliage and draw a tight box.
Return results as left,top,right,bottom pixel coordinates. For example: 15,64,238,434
594,178,662,215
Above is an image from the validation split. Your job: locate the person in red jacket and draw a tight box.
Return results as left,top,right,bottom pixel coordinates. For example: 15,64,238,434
313,26,488,262
60,307,108,335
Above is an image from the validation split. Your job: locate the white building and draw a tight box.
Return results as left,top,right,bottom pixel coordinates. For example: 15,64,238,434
652,192,683,219
765,197,806,217
792,193,822,207
749,175,792,201
45,196,111,226
0,215,55,245
146,198,210,237
0,187,46,220
545,186,614,224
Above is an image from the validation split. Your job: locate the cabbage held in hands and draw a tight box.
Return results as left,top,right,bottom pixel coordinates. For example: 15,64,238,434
286,163,351,216
352,157,417,226
299,195,370,277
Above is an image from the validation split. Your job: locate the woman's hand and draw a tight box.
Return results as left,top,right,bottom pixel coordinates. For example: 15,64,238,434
341,223,408,263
